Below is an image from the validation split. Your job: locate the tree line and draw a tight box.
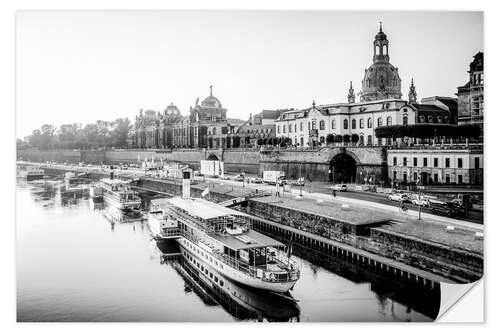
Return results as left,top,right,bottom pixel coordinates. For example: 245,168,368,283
19,118,131,150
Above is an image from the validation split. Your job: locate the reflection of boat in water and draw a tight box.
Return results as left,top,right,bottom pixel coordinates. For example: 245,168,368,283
149,171,300,293
17,163,45,181
102,206,143,223
174,254,300,322
98,176,141,211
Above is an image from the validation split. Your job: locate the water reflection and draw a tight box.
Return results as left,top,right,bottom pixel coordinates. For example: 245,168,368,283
152,239,301,322
17,176,437,322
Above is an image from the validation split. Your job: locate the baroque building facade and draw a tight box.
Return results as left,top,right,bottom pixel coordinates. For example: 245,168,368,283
274,25,457,148
457,52,484,131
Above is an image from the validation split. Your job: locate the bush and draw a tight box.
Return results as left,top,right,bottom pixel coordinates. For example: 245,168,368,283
342,134,351,143
374,124,482,139
326,134,334,144
333,135,343,143
351,134,359,143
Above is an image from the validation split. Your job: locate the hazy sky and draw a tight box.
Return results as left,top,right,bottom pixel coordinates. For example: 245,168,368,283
16,10,483,138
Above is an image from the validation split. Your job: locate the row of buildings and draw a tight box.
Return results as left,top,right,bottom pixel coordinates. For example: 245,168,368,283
126,24,484,186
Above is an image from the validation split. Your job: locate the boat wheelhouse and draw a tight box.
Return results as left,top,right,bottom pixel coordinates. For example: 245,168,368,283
99,178,141,211
164,196,300,293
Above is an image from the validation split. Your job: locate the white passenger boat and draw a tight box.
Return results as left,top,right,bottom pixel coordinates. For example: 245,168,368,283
98,177,141,211
148,198,181,240
17,164,45,181
150,171,300,293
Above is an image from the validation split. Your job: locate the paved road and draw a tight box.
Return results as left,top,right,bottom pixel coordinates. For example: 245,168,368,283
27,162,483,224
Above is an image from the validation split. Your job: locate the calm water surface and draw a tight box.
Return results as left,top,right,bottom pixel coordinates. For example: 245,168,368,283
16,178,438,322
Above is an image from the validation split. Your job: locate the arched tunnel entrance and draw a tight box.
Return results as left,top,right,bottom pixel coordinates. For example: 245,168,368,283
329,153,357,183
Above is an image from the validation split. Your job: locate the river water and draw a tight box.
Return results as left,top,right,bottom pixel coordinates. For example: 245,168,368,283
16,178,439,322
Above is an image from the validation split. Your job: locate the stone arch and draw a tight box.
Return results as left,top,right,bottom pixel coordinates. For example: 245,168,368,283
326,148,361,183
207,153,219,161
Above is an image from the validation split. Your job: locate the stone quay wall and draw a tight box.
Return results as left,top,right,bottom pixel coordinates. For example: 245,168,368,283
259,146,387,182
367,228,483,283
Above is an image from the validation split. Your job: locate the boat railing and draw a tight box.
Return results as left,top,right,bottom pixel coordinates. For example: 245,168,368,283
181,231,299,283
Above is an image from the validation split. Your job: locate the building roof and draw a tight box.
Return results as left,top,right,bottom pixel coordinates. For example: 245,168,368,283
411,104,450,114
166,196,250,220
211,229,284,250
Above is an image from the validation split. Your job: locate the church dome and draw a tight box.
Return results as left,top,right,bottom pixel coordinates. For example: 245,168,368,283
200,85,223,109
360,24,402,102
165,102,180,115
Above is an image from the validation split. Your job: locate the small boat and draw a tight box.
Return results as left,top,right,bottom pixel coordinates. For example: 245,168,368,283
148,198,181,240
98,177,141,211
17,163,44,181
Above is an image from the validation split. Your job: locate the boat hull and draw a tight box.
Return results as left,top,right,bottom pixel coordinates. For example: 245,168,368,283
178,237,297,293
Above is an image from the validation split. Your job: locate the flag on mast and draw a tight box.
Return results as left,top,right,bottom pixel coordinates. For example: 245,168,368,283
201,187,210,197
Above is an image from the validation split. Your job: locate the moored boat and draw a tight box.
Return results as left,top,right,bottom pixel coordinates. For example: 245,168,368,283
98,177,141,211
17,163,45,181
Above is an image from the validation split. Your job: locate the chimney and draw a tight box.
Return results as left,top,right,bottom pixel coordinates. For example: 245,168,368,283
182,171,191,199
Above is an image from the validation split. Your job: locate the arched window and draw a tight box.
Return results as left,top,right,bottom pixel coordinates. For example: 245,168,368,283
289,124,292,132
437,116,443,123
319,120,325,130
367,118,373,128
283,124,286,133
367,135,373,145
377,117,383,127
320,136,325,144
213,127,217,135
403,116,408,126
386,116,392,126
359,135,364,146
343,119,348,129
352,119,356,129
419,115,425,123
359,119,364,129
300,122,303,131
277,125,280,134
312,120,317,130
332,119,336,129
428,116,434,123
294,124,297,132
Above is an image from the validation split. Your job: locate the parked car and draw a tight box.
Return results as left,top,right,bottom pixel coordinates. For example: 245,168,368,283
411,198,429,207
250,177,263,184
428,201,458,217
291,177,305,186
388,192,409,202
234,174,245,182
332,184,348,192
220,175,231,180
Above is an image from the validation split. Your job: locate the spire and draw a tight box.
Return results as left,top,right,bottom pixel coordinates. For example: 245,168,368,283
408,78,417,104
209,85,213,97
348,81,356,104
379,21,383,32
373,23,389,63
312,100,316,108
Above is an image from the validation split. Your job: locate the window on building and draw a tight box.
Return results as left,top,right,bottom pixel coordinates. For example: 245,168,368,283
294,124,297,132
331,119,336,129
445,174,450,184
283,124,286,133
308,122,311,131
434,173,438,183
403,172,408,183
403,116,408,126
403,157,407,166
475,157,480,169
386,116,392,126
378,137,383,146
312,120,317,130
294,137,297,145
300,137,304,146
393,171,397,180
413,157,417,167
300,122,303,131
458,175,463,184
352,119,356,129
445,158,450,168
457,158,463,168
367,118,373,128
393,157,397,165
319,120,325,130
288,124,292,133
359,135,364,145
413,172,418,181
434,158,438,167
423,158,427,167
277,126,280,134
367,135,372,145
359,119,364,129
377,117,382,127
320,136,325,144
343,119,348,129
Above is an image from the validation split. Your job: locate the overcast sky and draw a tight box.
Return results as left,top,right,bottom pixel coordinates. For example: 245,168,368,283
16,10,483,138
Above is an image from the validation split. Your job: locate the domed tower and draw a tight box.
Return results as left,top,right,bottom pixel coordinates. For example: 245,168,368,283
360,23,402,102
